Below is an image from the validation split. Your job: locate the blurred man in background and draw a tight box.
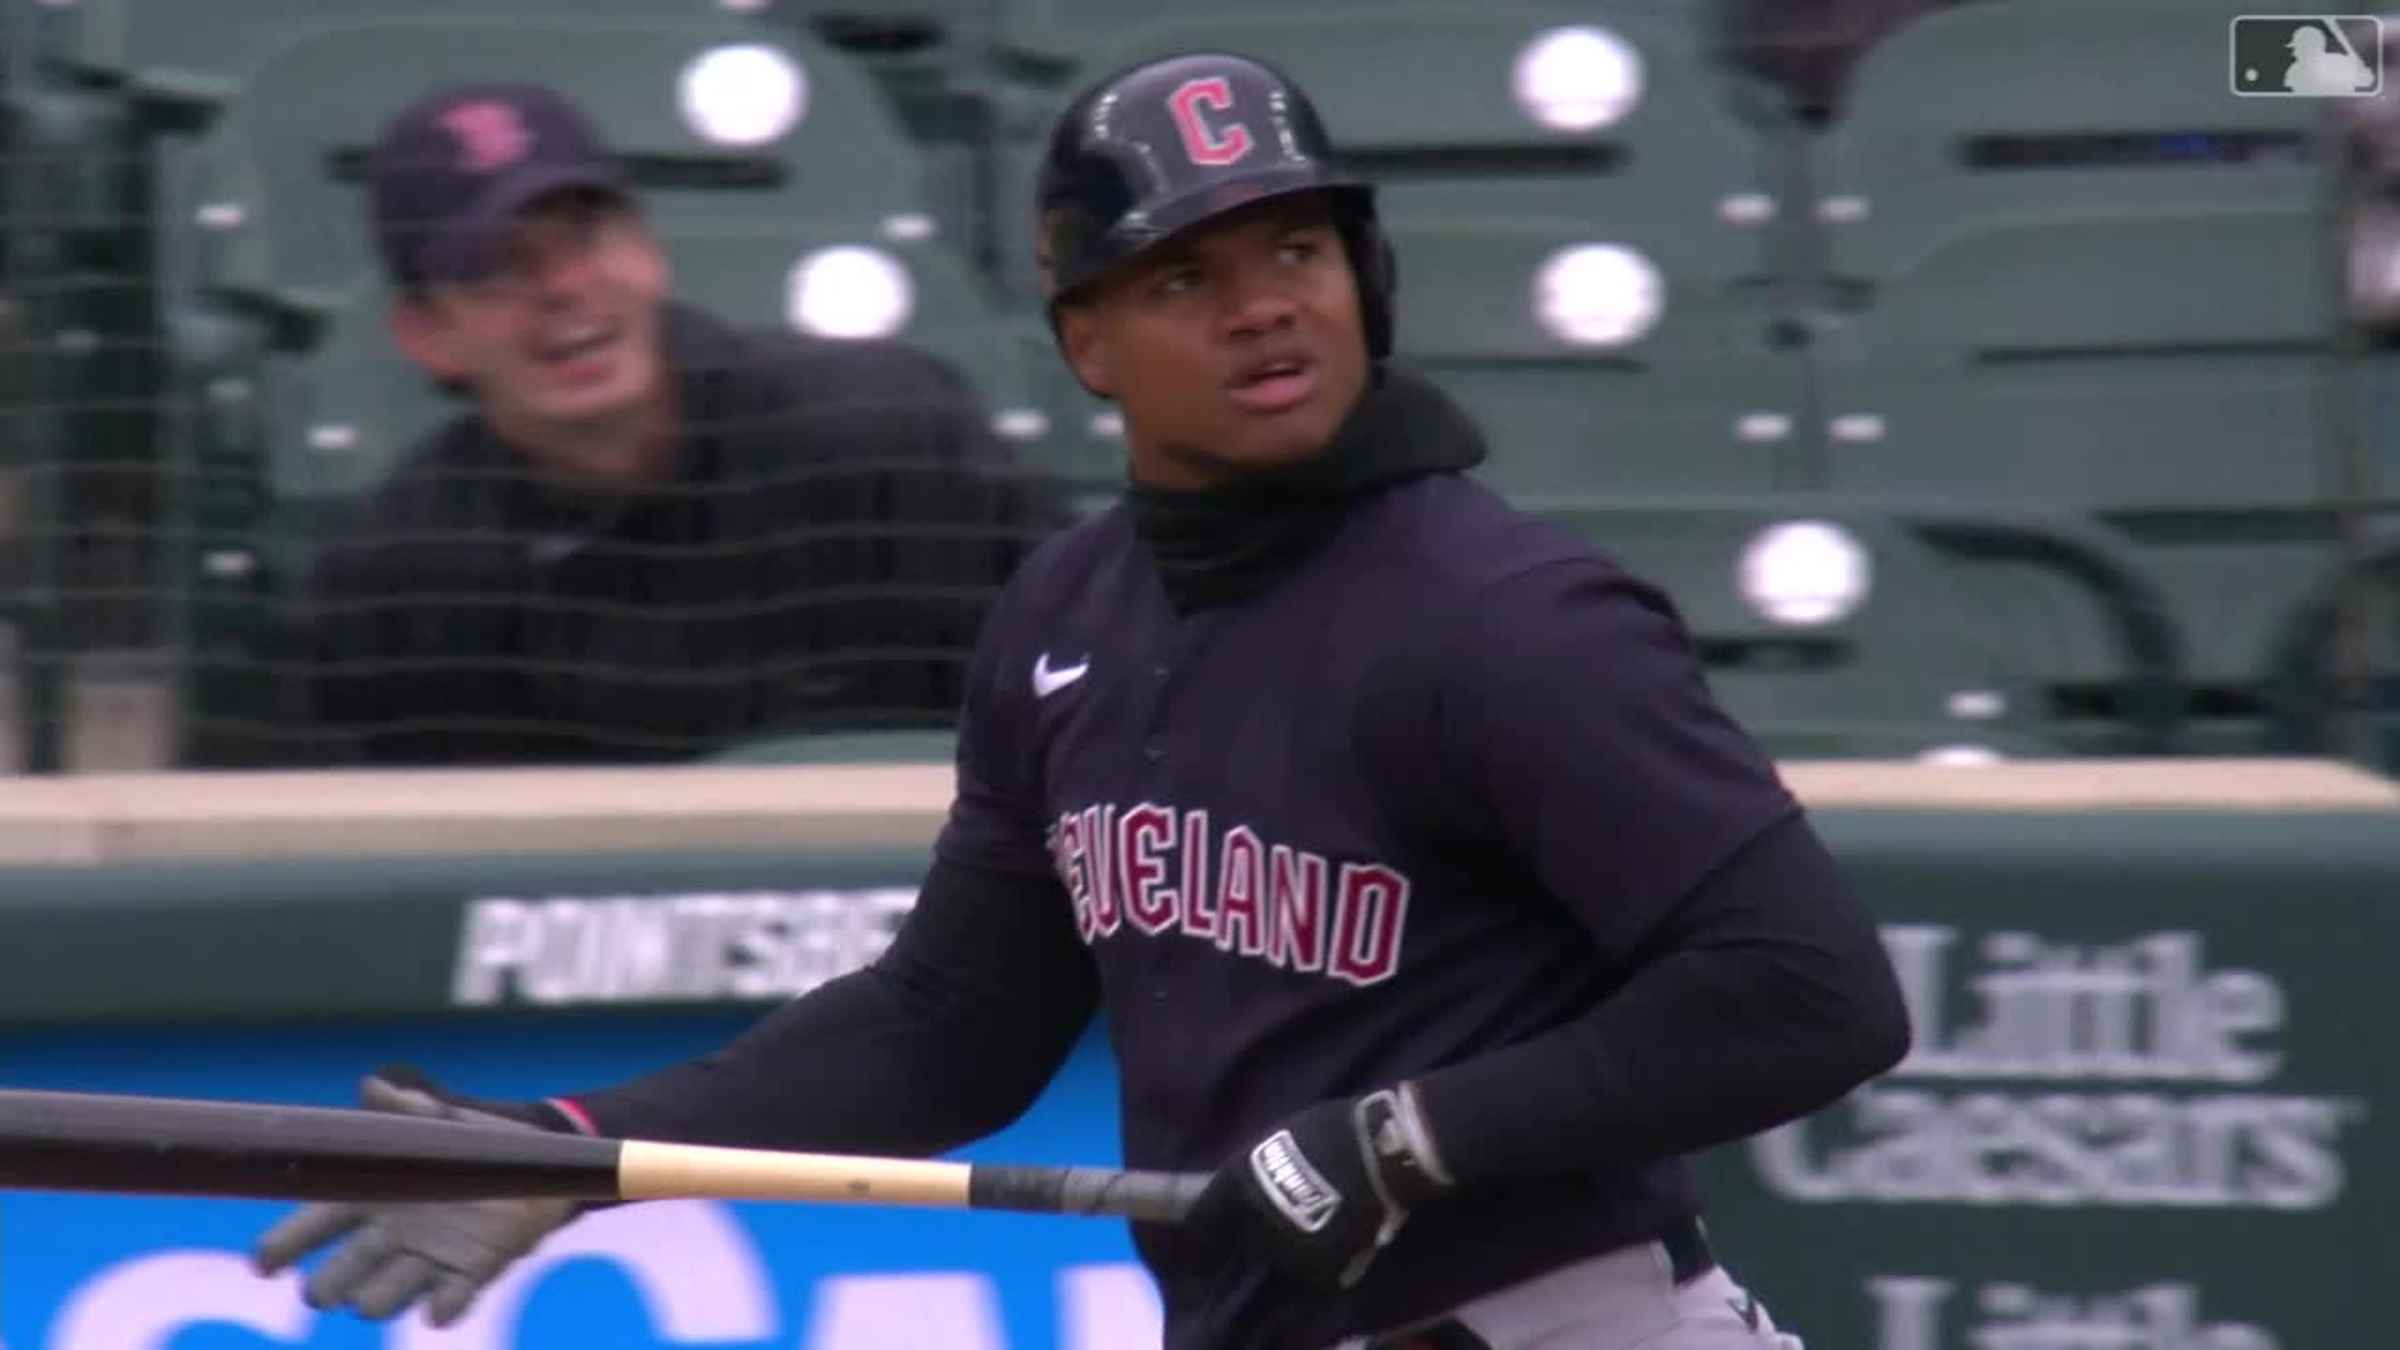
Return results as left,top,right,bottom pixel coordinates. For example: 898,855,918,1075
298,81,1064,765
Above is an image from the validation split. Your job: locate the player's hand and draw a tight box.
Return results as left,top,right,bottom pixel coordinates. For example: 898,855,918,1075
1185,1084,1453,1291
250,1066,585,1325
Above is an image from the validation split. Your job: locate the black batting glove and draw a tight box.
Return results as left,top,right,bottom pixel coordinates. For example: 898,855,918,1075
1186,1083,1454,1291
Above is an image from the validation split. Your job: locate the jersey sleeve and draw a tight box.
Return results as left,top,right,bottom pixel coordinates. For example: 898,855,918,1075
1421,559,1799,960
931,574,1058,878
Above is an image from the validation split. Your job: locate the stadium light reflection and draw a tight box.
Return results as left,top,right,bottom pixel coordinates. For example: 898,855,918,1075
787,246,915,339
1739,520,1872,627
1533,243,1664,347
680,44,806,147
1512,26,1643,132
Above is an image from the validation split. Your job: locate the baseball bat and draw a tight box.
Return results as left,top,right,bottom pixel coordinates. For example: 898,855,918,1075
0,1087,1208,1223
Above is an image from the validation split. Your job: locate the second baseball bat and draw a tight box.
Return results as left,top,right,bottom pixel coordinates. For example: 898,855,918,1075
0,1087,1207,1223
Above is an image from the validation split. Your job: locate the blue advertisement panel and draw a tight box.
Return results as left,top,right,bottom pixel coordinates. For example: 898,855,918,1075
1,1014,1157,1350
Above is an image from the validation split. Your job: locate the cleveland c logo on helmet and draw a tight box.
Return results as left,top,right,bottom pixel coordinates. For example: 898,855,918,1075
1034,51,1395,359
1168,77,1254,167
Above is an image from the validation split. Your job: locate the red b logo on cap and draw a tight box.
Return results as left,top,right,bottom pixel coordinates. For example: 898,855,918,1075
439,101,533,174
1168,77,1253,167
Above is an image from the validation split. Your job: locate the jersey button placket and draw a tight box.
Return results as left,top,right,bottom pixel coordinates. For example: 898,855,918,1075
1141,639,1182,770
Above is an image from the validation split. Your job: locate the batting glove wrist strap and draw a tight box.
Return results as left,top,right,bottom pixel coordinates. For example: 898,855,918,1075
366,1063,578,1134
1361,1081,1453,1208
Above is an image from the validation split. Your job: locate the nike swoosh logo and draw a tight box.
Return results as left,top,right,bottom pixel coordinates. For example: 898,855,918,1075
1032,652,1090,699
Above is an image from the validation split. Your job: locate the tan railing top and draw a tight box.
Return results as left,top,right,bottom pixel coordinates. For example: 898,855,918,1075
0,759,2386,866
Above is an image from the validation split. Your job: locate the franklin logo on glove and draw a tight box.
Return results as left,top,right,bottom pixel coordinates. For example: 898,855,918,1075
1185,1085,1454,1293
1251,1131,1343,1232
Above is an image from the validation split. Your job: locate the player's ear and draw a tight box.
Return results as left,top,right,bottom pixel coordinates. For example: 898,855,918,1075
1056,302,1115,400
389,293,468,383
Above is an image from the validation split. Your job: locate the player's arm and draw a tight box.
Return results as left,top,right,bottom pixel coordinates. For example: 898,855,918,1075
562,380,1091,1138
1191,561,1909,1289
447,522,1090,1150
1391,562,1911,1175
252,855,1096,1324
254,564,1088,1321
557,855,1096,1153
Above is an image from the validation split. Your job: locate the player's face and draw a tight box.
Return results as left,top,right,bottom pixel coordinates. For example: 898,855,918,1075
1060,195,1371,490
393,191,673,468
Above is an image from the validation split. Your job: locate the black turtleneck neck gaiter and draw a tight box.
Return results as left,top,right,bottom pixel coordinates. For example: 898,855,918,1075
1124,368,1489,613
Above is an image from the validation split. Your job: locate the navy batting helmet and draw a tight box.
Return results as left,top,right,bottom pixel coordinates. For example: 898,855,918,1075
1034,52,1397,360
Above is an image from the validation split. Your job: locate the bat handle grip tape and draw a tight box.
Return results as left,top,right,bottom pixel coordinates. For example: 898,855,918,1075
969,1165,1211,1224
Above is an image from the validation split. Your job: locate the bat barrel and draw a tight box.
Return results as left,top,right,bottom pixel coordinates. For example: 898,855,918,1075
0,1087,624,1203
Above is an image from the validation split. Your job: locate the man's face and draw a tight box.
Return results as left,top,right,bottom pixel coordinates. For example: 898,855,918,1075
1059,193,1371,490
393,190,672,457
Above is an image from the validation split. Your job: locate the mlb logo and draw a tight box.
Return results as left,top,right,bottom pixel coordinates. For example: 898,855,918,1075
2231,15,2384,96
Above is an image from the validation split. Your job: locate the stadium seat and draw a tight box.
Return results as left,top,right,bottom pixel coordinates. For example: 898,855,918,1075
1528,493,2190,755
1892,501,2191,754
796,0,994,81
1818,0,2319,281
147,283,415,766
990,3,1779,297
173,17,937,309
2259,527,2400,771
1,278,81,773
655,216,1052,444
997,0,1719,99
985,5,1803,498
1387,215,1807,498
157,299,321,770
1521,495,2056,758
246,280,449,507
39,1,788,113
1801,0,2354,740
33,0,1004,334
1001,314,1131,492
0,80,139,273
1813,210,2339,706
1,61,165,748
982,212,1813,502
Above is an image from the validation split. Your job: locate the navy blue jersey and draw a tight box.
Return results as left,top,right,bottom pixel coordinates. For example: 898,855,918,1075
935,471,1799,1342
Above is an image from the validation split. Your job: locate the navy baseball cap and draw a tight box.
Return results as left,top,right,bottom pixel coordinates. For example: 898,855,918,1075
367,82,629,289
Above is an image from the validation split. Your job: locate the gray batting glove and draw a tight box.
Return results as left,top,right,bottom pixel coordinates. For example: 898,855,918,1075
250,1068,586,1325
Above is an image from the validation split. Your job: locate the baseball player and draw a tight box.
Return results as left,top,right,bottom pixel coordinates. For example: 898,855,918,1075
253,53,1909,1349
